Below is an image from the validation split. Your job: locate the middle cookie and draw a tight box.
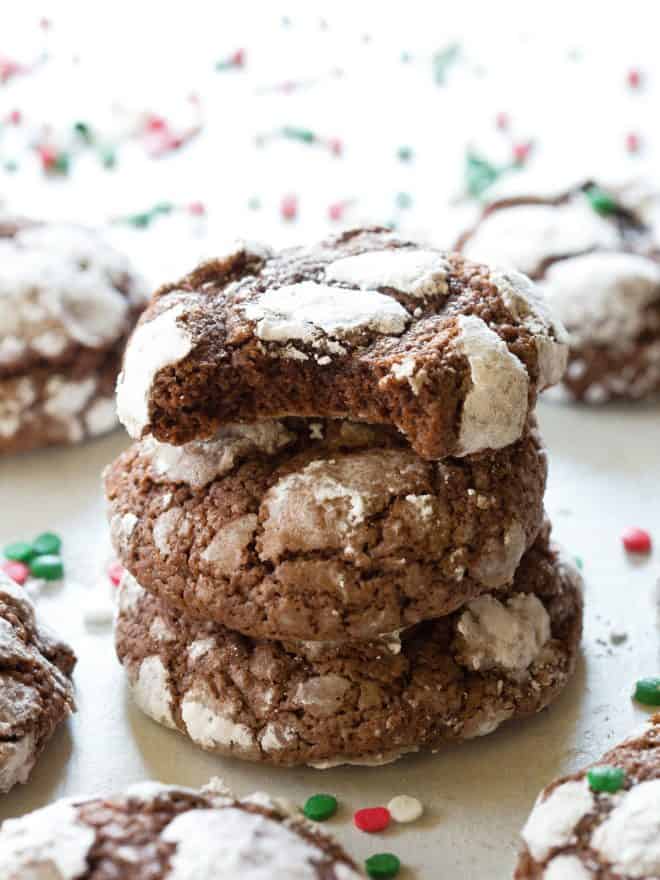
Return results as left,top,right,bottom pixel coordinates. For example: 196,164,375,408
105,417,547,642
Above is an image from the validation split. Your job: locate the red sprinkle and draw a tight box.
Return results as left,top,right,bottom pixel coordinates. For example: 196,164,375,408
328,201,346,222
108,561,125,587
0,58,23,84
625,132,641,153
281,194,298,221
37,144,58,170
8,109,21,125
495,111,509,131
622,527,652,554
231,48,246,68
2,560,29,585
188,200,206,216
627,68,642,89
354,807,391,833
328,137,343,157
512,141,532,164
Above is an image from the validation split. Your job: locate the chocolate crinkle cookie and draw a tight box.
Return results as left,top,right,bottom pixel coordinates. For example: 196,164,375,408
516,714,660,879
105,417,547,641
0,778,361,878
457,181,660,403
0,571,76,793
115,228,567,460
114,532,583,768
0,217,146,454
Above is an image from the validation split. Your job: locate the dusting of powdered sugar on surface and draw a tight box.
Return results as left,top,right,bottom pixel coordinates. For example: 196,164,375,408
325,248,449,298
521,780,594,862
590,779,660,877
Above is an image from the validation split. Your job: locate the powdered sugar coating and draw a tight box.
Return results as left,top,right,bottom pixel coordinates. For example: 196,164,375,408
541,251,660,346
454,314,529,455
0,799,95,879
131,655,175,728
143,422,295,489
521,780,594,862
243,281,409,347
462,198,620,277
117,299,194,438
543,854,592,879
590,779,660,877
181,685,255,751
0,223,144,365
456,592,551,674
325,248,449,298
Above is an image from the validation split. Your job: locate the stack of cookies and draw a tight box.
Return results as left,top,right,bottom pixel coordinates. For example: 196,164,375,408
106,227,583,768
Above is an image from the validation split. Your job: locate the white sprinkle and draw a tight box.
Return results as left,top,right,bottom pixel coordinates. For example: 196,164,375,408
387,795,423,823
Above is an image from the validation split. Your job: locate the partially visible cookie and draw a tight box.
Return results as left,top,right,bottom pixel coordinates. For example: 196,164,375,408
0,778,361,878
0,571,76,793
115,228,567,460
105,417,547,641
516,714,660,879
0,219,146,454
115,533,582,768
457,183,660,402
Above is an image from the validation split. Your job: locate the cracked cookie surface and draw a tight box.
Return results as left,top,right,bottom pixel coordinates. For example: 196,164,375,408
457,183,660,403
115,227,567,459
114,533,582,768
0,571,76,793
105,417,547,641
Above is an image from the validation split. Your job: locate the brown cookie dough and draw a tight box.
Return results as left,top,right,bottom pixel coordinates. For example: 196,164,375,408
0,219,146,454
457,182,660,403
114,533,582,768
0,778,361,878
516,714,660,879
105,417,547,641
0,571,76,794
115,228,567,460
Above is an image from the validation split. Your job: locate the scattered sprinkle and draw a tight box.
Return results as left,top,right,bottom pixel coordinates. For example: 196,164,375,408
495,111,509,131
4,541,35,562
625,132,641,153
328,201,349,222
387,795,423,823
395,192,413,210
432,43,460,85
587,765,625,793
396,145,413,162
585,184,618,216
1,560,29,585
621,527,652,554
108,561,125,586
29,554,64,581
32,532,62,556
280,193,298,221
609,629,628,645
216,48,246,71
574,556,584,570
365,853,401,879
634,676,660,706
37,144,69,175
627,68,642,89
512,140,533,165
465,151,500,198
354,807,391,833
82,597,115,626
188,200,206,216
303,794,337,822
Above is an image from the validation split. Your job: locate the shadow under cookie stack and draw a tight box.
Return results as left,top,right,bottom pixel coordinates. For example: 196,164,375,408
106,228,584,768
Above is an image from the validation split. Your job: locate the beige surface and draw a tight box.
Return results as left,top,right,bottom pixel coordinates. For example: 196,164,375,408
0,399,658,879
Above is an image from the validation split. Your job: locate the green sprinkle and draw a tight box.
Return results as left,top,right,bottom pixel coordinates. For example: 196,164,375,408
585,185,617,216
396,145,413,162
73,121,94,143
152,201,174,215
127,212,153,228
400,51,412,63
54,152,70,175
247,196,261,211
29,554,64,581
282,126,316,144
365,853,401,879
303,794,337,821
432,42,460,85
395,191,413,210
32,532,61,556
4,541,35,562
587,765,625,793
4,159,18,172
465,151,500,198
634,676,660,706
100,146,117,169
574,556,583,570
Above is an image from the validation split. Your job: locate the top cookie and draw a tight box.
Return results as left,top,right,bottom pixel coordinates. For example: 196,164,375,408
0,778,361,879
116,228,567,460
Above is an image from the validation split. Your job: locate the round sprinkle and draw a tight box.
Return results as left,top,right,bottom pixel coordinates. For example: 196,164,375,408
495,111,509,130
588,765,625,793
622,527,651,554
626,132,641,153
627,68,642,89
354,807,391,833
1,560,29,585
188,200,206,216
585,185,617,216
32,532,61,556
634,676,660,706
29,554,63,581
303,794,337,821
365,853,400,879
396,145,413,162
387,795,423,823
512,141,532,164
4,541,35,562
108,561,125,586
281,194,298,221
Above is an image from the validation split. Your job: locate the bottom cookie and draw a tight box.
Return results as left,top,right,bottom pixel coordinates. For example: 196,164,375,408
516,714,660,879
0,778,361,878
115,533,583,768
